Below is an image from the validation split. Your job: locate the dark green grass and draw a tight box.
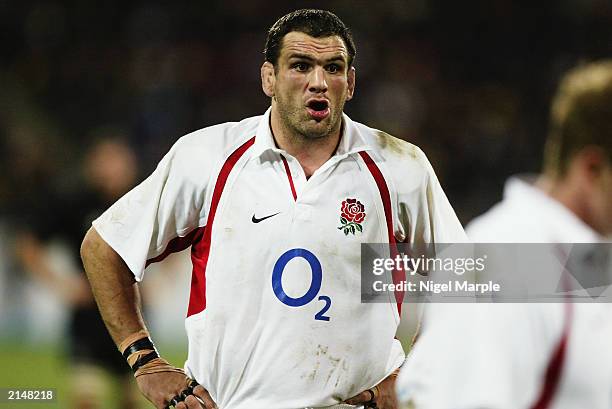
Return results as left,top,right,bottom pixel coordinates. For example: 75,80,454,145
0,342,187,408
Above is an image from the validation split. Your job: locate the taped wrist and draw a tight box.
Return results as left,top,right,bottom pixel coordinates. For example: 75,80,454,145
119,330,160,373
118,330,185,378
133,357,185,378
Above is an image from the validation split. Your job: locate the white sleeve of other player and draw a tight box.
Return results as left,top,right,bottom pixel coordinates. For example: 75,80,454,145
397,303,560,409
92,140,206,281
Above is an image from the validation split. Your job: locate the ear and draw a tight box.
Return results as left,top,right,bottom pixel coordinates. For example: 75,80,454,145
346,66,356,101
565,146,607,198
577,146,607,181
261,62,276,98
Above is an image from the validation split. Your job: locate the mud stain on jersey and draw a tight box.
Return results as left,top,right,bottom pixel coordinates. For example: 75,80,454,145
325,355,341,385
109,202,127,226
376,130,418,159
318,343,353,393
300,343,354,393
302,344,328,381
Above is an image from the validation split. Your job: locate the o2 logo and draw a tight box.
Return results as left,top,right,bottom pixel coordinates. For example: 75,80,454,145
272,248,331,321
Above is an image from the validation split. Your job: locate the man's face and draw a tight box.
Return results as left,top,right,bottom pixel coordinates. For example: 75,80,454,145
262,31,355,140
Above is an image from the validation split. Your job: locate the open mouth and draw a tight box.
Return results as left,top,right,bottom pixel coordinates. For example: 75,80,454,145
308,100,329,111
306,99,330,120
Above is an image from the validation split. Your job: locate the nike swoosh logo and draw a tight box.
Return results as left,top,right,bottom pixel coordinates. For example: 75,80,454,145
251,212,281,223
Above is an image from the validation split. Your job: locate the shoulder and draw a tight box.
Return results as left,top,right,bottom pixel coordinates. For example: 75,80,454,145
355,121,426,164
173,115,260,160
353,121,433,189
466,200,522,242
164,115,260,176
466,186,551,242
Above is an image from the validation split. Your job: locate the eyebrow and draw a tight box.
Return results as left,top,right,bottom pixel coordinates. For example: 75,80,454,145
288,53,346,64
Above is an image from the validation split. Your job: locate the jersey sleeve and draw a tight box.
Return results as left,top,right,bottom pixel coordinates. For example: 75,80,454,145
92,140,206,281
396,303,560,409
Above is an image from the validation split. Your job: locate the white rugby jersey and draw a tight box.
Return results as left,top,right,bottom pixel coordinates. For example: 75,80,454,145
93,108,467,409
397,176,612,409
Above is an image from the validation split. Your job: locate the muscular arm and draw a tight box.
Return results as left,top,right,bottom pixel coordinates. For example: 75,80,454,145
80,227,146,344
80,227,215,409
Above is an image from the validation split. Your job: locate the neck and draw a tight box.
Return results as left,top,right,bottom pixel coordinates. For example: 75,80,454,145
539,174,593,230
270,109,342,178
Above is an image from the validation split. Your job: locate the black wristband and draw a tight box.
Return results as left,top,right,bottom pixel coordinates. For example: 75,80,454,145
122,337,157,360
131,350,160,373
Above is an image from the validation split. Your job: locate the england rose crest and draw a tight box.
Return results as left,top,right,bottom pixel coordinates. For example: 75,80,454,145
338,198,365,235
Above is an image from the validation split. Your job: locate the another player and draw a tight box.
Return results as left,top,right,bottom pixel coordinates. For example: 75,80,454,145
396,61,612,408
81,9,466,409
16,136,140,409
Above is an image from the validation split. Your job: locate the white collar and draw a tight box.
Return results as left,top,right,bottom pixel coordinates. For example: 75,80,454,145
251,107,371,158
504,175,602,242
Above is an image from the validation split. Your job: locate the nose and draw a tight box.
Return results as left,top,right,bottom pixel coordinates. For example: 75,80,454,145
308,66,328,94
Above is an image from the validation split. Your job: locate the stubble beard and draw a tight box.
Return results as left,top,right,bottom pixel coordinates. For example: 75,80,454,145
275,94,344,142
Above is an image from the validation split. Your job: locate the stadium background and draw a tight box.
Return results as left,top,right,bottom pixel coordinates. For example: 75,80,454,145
1,1,611,407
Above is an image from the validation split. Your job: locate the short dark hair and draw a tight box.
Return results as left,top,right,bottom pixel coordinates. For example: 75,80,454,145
544,60,612,176
264,9,356,68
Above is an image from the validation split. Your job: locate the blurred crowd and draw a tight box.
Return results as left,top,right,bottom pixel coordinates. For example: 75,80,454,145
1,0,611,340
